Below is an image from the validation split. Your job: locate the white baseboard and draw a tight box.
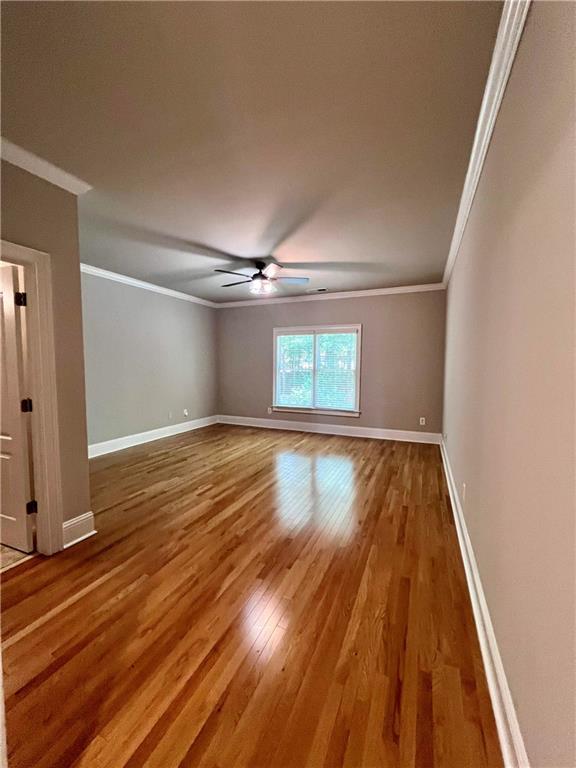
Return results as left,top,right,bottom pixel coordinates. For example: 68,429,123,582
62,511,97,549
88,415,218,458
88,414,440,461
440,440,530,767
217,414,441,444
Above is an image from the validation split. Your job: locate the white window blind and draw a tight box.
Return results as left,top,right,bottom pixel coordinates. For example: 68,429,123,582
273,326,361,413
275,333,314,408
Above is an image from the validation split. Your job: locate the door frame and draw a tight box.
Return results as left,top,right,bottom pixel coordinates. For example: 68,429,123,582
1,240,63,554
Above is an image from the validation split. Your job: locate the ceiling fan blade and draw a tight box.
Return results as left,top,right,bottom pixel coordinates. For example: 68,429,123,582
222,280,252,287
280,261,385,274
215,268,247,277
276,276,310,285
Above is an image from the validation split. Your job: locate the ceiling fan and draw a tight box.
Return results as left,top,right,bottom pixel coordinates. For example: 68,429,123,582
215,259,309,295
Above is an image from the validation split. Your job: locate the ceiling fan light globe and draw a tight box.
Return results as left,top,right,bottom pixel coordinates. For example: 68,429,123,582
249,276,277,295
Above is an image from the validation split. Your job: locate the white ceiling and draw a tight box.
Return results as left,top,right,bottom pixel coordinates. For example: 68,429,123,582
1,1,501,302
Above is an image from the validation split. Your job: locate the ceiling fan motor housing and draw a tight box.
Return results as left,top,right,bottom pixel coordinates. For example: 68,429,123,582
215,257,309,291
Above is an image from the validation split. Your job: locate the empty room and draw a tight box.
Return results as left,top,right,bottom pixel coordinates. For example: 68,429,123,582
0,1,574,767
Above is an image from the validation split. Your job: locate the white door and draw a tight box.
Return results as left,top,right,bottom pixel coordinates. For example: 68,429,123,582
0,265,34,552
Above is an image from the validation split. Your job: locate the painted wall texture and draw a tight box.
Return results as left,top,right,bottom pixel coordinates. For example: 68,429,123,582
443,4,575,765
217,291,446,433
81,273,218,444
1,161,91,523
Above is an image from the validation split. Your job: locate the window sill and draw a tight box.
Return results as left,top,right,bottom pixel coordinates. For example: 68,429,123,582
272,407,361,418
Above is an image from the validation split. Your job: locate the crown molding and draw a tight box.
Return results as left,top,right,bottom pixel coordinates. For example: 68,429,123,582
1,138,93,196
442,0,531,286
81,263,444,309
80,263,217,307
215,283,445,308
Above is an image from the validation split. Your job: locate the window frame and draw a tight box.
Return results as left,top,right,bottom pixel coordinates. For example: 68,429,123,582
272,324,362,417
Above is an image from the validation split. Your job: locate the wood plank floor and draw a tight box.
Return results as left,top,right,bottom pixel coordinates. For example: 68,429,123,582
1,425,502,767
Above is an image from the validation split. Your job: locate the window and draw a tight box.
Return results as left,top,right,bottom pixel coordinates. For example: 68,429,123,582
273,325,361,415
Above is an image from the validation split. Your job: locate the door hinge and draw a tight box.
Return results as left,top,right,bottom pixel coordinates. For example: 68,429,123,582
26,500,38,515
21,398,33,413
14,292,27,307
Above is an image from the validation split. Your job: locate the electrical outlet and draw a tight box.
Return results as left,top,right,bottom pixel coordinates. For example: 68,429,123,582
419,417,426,426
183,408,189,417
462,482,467,502
168,411,173,420
267,406,272,414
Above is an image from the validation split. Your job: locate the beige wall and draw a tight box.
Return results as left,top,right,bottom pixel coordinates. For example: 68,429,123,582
443,4,575,766
82,273,218,444
1,161,91,524
217,290,446,433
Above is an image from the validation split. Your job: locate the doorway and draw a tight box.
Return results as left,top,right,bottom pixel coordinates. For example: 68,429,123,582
0,262,35,556
1,240,64,556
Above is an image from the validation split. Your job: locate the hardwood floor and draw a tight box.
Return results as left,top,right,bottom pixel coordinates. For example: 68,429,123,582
1,425,502,767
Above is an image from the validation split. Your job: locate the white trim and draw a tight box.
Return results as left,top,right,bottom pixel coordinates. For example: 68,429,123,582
217,283,445,308
62,511,97,549
272,407,360,418
88,416,218,458
440,439,530,767
88,415,441,456
81,264,444,308
80,263,216,308
82,263,445,309
273,324,362,335
217,415,441,444
442,0,531,285
1,240,64,555
1,138,92,196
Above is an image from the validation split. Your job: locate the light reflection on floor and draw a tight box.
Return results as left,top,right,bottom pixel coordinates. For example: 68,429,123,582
241,451,357,664
241,588,288,663
273,451,357,543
